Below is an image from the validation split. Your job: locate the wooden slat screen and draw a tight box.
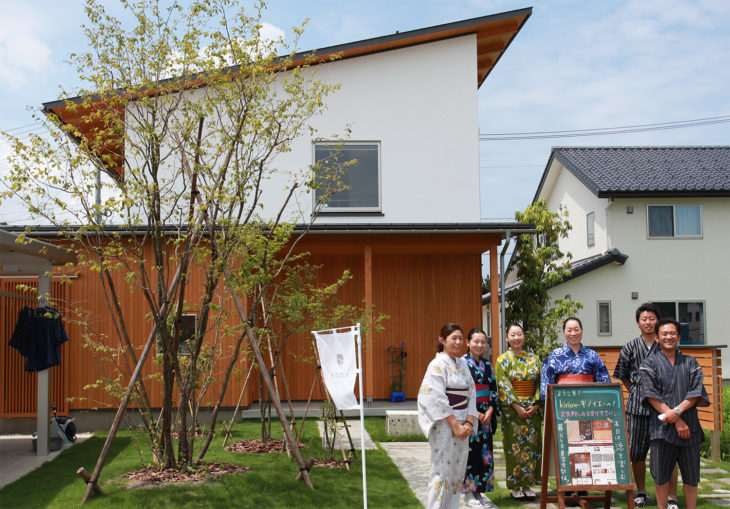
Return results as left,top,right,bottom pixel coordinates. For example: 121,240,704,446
594,346,724,432
1,279,70,417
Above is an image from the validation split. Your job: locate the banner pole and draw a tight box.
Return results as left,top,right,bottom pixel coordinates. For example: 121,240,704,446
356,323,367,509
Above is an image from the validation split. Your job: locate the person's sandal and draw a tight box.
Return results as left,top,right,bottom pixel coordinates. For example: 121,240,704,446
522,488,537,500
510,489,525,500
633,492,647,508
667,498,679,509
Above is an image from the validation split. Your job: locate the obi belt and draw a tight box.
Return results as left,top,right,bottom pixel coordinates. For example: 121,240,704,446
557,373,594,384
475,384,491,403
445,387,468,410
511,380,536,398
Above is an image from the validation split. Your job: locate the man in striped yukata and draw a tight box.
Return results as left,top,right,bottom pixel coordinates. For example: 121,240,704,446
640,318,710,509
614,303,677,508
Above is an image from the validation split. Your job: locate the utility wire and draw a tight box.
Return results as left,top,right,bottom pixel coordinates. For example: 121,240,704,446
480,115,730,140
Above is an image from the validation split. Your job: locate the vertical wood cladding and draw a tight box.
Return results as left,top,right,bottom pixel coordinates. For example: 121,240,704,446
2,233,493,413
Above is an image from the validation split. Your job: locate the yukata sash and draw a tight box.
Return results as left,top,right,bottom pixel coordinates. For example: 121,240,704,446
557,373,594,384
445,387,468,410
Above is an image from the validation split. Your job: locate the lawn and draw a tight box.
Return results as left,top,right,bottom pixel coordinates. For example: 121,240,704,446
0,419,421,509
2,416,729,508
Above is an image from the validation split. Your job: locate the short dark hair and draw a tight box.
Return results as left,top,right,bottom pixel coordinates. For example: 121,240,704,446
635,303,660,323
467,327,487,341
655,318,680,335
438,323,463,352
562,316,583,331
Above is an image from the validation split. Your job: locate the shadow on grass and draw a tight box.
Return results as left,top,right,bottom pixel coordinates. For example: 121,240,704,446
0,433,132,508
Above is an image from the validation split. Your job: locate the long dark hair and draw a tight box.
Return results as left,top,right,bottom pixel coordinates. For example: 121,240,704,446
438,323,463,352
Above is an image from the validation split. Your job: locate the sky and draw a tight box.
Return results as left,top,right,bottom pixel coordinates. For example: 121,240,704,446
1,0,729,225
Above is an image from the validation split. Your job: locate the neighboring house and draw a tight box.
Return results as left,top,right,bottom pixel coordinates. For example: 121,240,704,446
531,146,730,375
1,9,533,424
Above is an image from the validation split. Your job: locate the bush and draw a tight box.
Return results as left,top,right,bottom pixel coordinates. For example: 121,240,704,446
700,385,730,461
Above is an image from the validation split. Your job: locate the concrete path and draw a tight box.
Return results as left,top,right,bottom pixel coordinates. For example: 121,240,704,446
0,433,92,488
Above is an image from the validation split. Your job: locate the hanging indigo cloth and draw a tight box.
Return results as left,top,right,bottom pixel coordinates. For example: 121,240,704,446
9,306,69,372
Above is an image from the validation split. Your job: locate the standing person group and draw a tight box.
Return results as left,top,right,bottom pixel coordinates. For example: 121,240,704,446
418,310,710,509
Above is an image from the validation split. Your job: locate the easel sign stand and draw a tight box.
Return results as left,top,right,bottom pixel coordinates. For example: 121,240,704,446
540,383,635,509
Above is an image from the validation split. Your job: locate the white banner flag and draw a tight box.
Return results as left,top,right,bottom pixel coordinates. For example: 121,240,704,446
314,328,360,410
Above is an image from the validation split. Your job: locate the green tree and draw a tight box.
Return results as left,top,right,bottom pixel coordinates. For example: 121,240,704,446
505,199,582,359
1,0,373,488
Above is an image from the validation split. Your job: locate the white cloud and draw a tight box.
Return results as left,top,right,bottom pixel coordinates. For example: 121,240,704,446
0,4,51,90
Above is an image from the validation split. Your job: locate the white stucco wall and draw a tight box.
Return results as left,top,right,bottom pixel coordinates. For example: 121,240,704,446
540,162,608,261
122,35,481,226
546,195,730,376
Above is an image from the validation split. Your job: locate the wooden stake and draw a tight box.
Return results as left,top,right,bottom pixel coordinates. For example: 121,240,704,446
76,467,104,495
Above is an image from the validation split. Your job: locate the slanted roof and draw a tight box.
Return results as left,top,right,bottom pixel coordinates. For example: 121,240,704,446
482,248,628,304
42,9,531,182
535,146,730,200
0,230,76,266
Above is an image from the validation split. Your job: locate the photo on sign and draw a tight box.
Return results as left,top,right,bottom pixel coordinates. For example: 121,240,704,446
566,420,616,485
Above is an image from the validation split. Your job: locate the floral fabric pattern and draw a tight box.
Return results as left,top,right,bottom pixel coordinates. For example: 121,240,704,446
495,349,543,490
462,353,498,494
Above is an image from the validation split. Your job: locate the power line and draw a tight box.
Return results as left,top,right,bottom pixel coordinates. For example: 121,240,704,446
480,115,730,140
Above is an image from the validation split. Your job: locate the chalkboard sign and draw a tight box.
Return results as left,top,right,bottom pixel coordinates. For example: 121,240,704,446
540,383,636,509
552,384,631,486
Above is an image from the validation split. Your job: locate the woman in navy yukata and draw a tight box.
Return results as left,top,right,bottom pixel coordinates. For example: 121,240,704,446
462,327,498,507
540,316,611,402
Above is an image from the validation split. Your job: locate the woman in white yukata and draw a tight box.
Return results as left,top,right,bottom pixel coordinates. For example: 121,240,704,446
418,323,478,509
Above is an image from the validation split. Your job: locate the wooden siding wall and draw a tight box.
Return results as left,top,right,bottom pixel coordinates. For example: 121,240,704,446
596,346,724,432
2,233,496,415
1,279,70,417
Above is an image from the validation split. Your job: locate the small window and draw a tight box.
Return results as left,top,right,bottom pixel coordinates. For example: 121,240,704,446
314,142,381,211
597,301,611,335
651,301,705,344
586,212,595,247
648,205,701,238
157,314,197,355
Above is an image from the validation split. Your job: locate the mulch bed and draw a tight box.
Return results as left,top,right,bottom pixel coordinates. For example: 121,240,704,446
312,459,349,469
124,461,251,486
224,438,307,454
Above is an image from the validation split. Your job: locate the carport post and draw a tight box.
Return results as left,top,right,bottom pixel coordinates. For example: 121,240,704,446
36,267,51,456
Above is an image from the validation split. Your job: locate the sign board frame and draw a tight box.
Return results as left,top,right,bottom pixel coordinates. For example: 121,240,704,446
540,383,636,509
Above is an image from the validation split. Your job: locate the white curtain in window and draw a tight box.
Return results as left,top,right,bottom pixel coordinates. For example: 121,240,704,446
674,206,701,235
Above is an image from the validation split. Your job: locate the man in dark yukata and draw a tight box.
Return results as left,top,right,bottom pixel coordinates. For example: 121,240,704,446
640,318,709,509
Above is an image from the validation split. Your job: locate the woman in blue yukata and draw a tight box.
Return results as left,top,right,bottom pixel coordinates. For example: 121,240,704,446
462,327,498,507
540,316,611,402
418,323,478,509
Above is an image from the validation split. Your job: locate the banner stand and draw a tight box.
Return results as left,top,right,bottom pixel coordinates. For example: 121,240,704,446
311,323,367,509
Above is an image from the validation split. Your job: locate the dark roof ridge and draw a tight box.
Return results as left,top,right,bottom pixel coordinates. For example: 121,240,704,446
552,145,730,150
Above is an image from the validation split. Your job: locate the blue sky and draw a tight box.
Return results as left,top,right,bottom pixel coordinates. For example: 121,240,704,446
1,0,729,224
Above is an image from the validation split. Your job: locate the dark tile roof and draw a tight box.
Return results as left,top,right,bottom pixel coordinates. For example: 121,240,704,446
537,146,730,199
482,248,628,304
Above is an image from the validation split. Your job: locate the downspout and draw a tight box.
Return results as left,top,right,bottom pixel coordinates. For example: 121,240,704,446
499,230,512,356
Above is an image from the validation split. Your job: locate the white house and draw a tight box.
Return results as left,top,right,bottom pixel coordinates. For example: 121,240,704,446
533,146,730,375
3,8,535,420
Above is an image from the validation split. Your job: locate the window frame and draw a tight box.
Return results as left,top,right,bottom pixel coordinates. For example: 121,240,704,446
647,204,702,239
313,141,382,214
650,300,706,345
597,300,611,336
586,211,595,247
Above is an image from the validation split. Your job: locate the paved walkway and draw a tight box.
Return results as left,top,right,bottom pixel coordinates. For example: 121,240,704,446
0,433,92,488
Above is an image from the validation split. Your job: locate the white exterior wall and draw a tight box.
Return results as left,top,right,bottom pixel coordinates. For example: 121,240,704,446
122,35,481,225
540,162,608,261
547,194,730,376
262,35,481,224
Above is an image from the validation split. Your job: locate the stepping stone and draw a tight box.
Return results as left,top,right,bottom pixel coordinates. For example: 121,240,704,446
709,484,729,490
317,420,377,450
703,468,730,474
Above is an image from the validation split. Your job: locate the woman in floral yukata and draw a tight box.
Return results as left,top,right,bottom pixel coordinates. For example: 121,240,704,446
461,327,499,507
418,323,478,509
494,323,542,501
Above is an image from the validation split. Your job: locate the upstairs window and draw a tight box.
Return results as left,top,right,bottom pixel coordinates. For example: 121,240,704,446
648,205,701,238
314,142,381,212
586,212,595,247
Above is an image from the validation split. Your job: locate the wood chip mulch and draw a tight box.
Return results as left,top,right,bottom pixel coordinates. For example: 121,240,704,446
313,459,349,469
124,461,251,486
224,438,307,454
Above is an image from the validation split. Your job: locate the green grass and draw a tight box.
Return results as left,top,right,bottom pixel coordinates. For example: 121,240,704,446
0,419,421,509
2,416,729,508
